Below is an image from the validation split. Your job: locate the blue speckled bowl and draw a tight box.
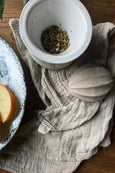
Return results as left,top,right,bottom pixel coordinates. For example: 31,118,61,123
0,37,26,150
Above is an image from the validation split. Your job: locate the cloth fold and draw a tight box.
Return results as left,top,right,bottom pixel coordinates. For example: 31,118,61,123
0,19,115,173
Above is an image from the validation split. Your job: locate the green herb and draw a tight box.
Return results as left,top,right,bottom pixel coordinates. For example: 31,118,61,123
0,0,4,19
41,25,70,54
23,0,30,6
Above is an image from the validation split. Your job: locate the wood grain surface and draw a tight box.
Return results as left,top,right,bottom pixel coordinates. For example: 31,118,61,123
0,0,115,173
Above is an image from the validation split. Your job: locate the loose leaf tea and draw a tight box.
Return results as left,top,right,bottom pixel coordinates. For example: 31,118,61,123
41,25,70,54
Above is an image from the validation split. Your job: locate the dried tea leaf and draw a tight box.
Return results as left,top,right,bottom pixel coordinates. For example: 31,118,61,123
41,25,70,54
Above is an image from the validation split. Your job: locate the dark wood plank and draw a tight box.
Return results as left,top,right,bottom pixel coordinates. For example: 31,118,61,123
0,0,115,173
0,170,10,173
81,0,115,24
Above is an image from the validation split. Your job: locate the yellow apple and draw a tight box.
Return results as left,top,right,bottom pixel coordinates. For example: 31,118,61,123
0,84,15,123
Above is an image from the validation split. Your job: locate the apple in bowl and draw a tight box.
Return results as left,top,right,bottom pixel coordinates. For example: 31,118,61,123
0,84,15,123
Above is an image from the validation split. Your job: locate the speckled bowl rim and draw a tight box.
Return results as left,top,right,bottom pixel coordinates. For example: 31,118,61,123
0,37,27,151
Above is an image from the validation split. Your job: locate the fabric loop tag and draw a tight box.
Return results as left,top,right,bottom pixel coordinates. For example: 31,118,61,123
38,119,52,134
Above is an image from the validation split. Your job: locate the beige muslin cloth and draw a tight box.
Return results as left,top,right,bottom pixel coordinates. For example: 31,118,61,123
0,19,115,173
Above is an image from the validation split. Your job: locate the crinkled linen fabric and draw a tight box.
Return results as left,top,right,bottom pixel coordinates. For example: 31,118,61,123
0,20,115,173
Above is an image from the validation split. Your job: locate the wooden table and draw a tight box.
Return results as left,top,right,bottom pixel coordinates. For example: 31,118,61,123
0,0,115,173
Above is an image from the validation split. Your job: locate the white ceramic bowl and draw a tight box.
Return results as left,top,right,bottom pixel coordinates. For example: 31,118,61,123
19,0,92,69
